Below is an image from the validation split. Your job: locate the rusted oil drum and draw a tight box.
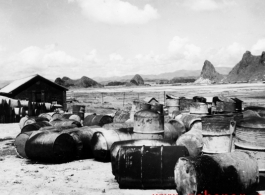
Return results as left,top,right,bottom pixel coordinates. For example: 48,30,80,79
133,110,164,134
164,123,182,141
60,129,83,159
215,100,236,113
193,96,206,103
176,129,203,157
174,152,259,195
189,102,208,114
235,147,265,171
244,106,265,117
129,100,151,121
59,113,81,122
83,115,113,127
14,131,35,158
179,97,193,111
50,119,82,128
91,129,133,161
91,129,164,161
25,131,76,163
166,98,180,115
19,116,49,130
201,114,242,153
39,124,79,131
72,105,85,120
113,110,130,123
49,112,62,121
102,122,133,131
116,145,189,189
175,113,202,131
110,139,175,176
201,114,243,135
234,117,265,150
21,121,52,133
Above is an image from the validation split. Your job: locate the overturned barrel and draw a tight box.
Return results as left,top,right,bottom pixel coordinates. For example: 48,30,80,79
59,113,81,122
174,152,259,195
133,110,164,134
175,113,202,131
38,113,52,121
83,115,113,127
164,121,184,141
19,116,49,130
176,129,203,157
110,139,175,176
25,131,76,163
91,129,164,161
21,121,52,133
116,145,189,189
14,131,35,158
50,119,82,128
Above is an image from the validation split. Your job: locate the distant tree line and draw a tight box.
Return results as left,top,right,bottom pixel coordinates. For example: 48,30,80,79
106,81,126,86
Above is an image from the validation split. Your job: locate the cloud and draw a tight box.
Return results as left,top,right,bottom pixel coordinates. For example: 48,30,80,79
109,53,123,61
0,45,80,80
184,0,235,11
70,0,159,25
205,42,246,67
251,38,265,55
168,36,201,60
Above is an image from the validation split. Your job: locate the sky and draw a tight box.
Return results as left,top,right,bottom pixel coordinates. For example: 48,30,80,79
0,0,265,80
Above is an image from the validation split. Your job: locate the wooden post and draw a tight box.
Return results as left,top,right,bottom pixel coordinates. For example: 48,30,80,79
138,93,139,100
164,91,166,106
101,93,103,105
123,92,125,107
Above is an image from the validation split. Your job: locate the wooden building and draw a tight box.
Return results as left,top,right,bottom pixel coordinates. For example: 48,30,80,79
0,74,68,110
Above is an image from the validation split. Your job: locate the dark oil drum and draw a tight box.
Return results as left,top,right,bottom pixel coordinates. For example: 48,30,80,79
116,145,189,189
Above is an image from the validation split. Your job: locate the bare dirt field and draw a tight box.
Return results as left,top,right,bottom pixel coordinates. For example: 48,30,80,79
1,83,265,195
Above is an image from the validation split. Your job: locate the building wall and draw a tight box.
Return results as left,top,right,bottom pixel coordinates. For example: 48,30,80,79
11,78,66,107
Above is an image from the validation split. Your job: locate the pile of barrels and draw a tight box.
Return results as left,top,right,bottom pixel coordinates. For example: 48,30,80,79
0,95,57,123
13,97,265,194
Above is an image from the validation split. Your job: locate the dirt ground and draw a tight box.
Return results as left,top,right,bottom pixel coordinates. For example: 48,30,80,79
1,83,265,195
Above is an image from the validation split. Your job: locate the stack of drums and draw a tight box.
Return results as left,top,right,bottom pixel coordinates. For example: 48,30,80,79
72,105,85,120
201,114,242,153
166,98,179,116
234,117,265,172
128,100,151,122
133,109,164,135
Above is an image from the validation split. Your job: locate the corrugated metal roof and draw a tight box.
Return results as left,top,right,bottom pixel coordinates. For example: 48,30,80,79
0,74,37,93
0,74,68,93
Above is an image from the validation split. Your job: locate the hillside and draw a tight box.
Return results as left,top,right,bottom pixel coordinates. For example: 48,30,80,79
195,60,224,84
55,76,102,88
225,51,265,82
93,67,231,83
129,74,145,86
